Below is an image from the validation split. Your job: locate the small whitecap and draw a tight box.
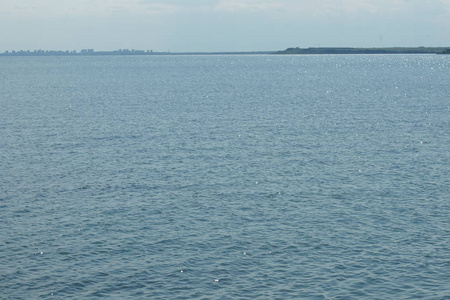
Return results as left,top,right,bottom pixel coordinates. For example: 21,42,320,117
214,279,220,282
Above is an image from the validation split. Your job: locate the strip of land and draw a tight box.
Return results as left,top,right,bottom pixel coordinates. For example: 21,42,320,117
0,47,449,56
276,47,450,54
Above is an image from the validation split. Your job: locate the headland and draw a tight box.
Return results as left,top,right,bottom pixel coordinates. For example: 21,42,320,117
276,47,450,55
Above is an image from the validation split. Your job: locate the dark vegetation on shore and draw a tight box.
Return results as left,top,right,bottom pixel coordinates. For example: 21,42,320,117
276,47,450,54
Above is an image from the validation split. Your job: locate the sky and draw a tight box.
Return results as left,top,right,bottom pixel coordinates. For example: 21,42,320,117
1,0,450,52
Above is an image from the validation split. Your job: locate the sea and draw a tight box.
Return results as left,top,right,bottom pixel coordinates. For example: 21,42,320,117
1,54,449,299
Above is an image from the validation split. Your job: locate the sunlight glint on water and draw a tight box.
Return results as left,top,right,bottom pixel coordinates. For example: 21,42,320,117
1,54,449,299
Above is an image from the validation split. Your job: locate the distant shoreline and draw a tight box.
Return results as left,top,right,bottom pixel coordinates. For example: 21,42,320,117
275,47,450,55
0,49,274,57
1,47,449,56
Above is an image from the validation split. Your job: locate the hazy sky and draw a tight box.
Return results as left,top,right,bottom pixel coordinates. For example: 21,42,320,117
1,0,450,52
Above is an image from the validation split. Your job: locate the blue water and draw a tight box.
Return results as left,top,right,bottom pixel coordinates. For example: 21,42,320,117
1,54,450,299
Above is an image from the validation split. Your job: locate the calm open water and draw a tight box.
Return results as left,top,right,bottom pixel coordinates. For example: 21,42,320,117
1,54,450,299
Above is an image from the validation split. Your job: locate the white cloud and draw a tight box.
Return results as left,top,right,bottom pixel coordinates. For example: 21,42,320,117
0,0,183,16
2,0,449,18
212,0,386,19
213,0,450,19
215,0,284,12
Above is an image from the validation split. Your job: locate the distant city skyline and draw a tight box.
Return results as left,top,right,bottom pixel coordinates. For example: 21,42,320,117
1,0,450,52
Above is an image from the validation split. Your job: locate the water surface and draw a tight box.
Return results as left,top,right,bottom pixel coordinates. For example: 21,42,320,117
1,54,450,299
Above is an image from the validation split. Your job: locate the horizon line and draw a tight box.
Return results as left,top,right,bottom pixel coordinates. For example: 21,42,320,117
1,46,449,56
